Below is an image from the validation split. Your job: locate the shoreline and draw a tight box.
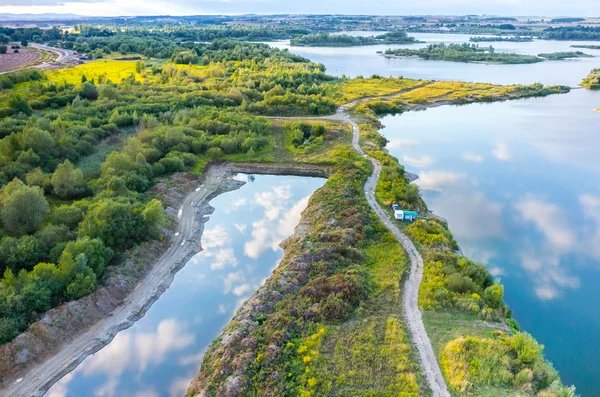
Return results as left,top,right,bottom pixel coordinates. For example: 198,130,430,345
0,162,330,397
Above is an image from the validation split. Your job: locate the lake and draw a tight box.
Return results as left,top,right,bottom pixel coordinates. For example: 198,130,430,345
270,32,600,395
46,174,326,397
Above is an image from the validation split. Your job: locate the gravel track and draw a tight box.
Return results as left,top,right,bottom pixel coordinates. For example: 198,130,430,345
274,103,450,396
346,116,450,397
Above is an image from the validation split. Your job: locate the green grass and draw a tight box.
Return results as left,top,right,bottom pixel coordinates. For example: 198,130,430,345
76,136,126,179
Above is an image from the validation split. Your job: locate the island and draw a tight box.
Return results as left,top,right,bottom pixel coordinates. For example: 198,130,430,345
470,35,533,42
384,43,544,64
538,51,593,60
290,31,422,47
571,44,600,50
582,68,600,89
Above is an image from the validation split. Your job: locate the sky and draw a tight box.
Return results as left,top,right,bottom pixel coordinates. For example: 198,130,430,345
0,0,598,18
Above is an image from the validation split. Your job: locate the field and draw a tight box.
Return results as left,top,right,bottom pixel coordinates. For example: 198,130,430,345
47,60,141,85
0,48,41,72
327,76,426,103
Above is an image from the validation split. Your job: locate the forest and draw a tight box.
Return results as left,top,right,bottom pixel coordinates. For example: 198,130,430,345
469,35,533,42
290,31,422,47
541,26,600,40
385,43,544,64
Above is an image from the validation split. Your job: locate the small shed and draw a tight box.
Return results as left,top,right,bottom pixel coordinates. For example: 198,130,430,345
392,204,419,222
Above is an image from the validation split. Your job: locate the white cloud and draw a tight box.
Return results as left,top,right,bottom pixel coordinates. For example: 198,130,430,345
210,248,238,270
492,142,512,161
488,266,503,277
223,271,244,294
134,319,195,373
234,223,247,233
514,197,574,250
520,251,580,301
387,138,419,149
579,194,600,259
416,170,466,192
461,151,484,163
202,225,231,250
402,155,435,168
433,192,505,239
254,185,292,221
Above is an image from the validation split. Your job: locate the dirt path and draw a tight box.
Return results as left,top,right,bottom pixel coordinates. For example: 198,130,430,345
274,105,450,396
345,117,450,397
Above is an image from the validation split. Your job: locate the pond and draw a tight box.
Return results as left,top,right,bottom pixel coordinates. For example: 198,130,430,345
46,174,326,397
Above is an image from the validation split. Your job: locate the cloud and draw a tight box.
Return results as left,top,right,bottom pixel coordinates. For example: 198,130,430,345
210,248,238,270
514,197,574,250
402,155,435,168
579,194,600,260
244,190,310,259
233,223,247,233
1,0,595,18
387,138,419,149
461,151,484,163
202,225,231,250
416,170,466,192
134,319,195,372
254,185,292,221
520,251,580,300
492,142,512,161
223,271,244,294
434,192,505,239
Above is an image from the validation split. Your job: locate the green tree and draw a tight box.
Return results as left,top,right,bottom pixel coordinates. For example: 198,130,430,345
66,267,96,300
143,199,167,237
78,199,145,249
80,81,98,100
51,160,87,198
1,179,49,235
8,95,32,116
62,237,113,277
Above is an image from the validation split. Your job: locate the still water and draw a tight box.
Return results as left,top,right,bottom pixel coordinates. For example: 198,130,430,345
272,33,600,395
46,174,325,397
272,32,600,86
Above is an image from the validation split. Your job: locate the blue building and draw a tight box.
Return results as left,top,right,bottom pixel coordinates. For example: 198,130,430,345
392,204,419,222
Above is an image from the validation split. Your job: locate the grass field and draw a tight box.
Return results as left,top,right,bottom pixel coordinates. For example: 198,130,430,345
327,76,426,103
47,60,142,85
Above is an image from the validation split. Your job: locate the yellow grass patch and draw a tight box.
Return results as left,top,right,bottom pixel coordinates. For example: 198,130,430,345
48,60,141,85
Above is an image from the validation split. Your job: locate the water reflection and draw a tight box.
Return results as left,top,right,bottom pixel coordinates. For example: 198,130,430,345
269,32,600,85
271,35,600,393
45,174,325,397
380,90,600,394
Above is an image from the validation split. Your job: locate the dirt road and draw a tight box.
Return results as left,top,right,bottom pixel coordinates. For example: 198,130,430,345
273,105,450,396
346,116,450,397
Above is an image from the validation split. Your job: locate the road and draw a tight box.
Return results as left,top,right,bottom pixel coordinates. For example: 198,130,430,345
29,43,75,63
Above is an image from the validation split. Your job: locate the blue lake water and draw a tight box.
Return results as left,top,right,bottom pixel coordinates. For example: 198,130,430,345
46,174,325,397
271,33,600,395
